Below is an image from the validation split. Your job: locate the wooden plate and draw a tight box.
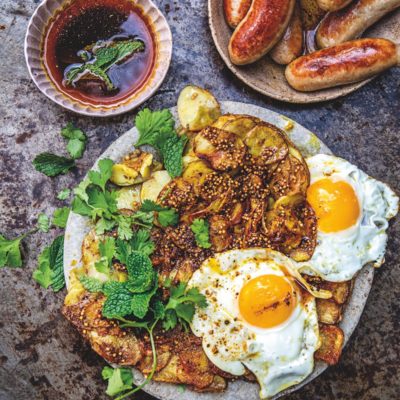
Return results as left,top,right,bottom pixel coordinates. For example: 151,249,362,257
64,102,375,400
208,1,400,103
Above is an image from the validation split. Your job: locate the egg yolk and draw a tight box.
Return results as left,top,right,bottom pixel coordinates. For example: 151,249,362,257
239,274,297,328
307,178,360,233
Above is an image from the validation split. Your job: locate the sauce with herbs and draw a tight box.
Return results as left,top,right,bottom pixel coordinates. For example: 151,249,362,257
42,0,155,105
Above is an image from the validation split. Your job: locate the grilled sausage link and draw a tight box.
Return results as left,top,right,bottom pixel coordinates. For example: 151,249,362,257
285,38,399,91
224,0,252,28
270,3,304,65
229,0,296,65
316,0,353,11
317,0,400,49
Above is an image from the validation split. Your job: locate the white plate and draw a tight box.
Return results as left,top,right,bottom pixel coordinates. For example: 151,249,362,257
64,101,374,399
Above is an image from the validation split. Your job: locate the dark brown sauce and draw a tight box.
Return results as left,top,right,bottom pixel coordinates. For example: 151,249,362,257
42,0,155,105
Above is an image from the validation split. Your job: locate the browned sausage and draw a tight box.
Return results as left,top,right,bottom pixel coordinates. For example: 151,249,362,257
285,38,399,91
223,0,252,28
270,3,304,65
317,0,400,48
229,0,296,65
316,0,353,11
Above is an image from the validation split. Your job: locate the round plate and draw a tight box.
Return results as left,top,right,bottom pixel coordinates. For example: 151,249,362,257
25,0,172,117
208,1,400,103
64,101,374,399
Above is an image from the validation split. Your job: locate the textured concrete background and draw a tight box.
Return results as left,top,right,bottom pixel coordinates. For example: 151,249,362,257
0,1,399,399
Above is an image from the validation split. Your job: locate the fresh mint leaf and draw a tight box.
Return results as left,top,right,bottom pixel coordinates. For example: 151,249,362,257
67,138,86,159
88,158,114,192
52,207,70,228
131,290,156,319
102,284,133,318
37,213,50,233
79,275,104,293
135,108,175,147
125,251,155,293
160,135,188,178
57,188,70,200
33,235,65,292
190,218,211,249
102,366,133,397
0,234,24,268
33,153,75,177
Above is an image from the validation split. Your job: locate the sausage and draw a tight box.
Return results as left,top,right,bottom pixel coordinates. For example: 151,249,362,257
229,0,296,65
317,0,400,49
270,3,304,65
285,38,399,91
316,0,353,11
223,0,252,28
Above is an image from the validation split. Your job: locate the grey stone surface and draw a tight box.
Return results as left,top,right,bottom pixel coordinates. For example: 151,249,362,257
0,1,399,400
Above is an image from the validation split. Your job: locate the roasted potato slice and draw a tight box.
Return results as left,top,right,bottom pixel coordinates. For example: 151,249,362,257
158,178,197,211
316,299,342,324
178,85,221,131
111,152,154,186
221,116,259,139
209,215,232,252
315,324,344,365
141,170,171,203
194,127,246,171
244,123,288,165
319,281,352,305
183,160,214,191
212,114,238,129
116,186,141,210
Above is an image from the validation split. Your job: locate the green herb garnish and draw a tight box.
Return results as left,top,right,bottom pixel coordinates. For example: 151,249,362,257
33,153,75,177
190,218,211,249
0,233,26,268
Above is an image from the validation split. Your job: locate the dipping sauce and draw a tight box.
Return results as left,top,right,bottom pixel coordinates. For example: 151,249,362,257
42,0,155,105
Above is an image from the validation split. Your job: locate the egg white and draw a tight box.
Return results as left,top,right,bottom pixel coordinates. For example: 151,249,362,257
188,249,320,399
303,154,399,282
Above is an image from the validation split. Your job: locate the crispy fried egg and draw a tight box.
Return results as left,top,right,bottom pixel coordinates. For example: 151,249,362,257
188,249,320,399
304,154,398,282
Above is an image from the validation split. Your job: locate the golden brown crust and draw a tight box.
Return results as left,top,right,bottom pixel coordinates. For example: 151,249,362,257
270,3,304,65
229,0,296,65
316,0,352,11
316,0,400,49
224,0,252,28
315,324,344,365
285,38,398,92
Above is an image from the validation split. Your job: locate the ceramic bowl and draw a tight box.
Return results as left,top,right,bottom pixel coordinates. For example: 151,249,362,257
25,0,172,117
208,0,400,104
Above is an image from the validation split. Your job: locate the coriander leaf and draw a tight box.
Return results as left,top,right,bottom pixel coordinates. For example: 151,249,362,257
33,235,65,291
71,196,92,217
95,237,115,275
184,287,208,308
158,209,179,227
190,218,211,249
102,367,133,397
33,153,75,177
61,122,87,141
174,303,195,325
116,215,133,240
37,213,50,233
162,309,178,331
115,239,130,265
95,258,110,274
140,200,164,212
88,158,114,192
74,178,90,202
130,229,154,256
32,247,52,288
67,138,86,159
102,284,133,319
125,251,156,293
52,207,70,228
0,234,24,268
79,275,104,293
160,135,188,178
57,188,70,200
95,217,117,235
131,211,153,230
135,108,175,147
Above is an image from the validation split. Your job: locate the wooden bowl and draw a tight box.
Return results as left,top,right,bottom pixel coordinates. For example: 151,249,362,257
208,0,400,103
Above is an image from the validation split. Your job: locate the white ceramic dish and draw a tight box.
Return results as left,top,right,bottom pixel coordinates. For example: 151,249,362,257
64,101,374,399
25,0,172,117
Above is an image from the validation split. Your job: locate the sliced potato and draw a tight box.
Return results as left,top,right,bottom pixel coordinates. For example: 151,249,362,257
212,114,238,129
177,85,221,131
244,123,288,165
183,160,214,187
315,324,344,365
116,186,141,210
316,299,342,324
221,116,259,139
110,152,154,186
140,170,171,203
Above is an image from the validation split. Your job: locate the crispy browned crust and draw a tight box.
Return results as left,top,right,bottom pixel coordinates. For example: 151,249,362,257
223,0,252,28
229,0,296,65
315,324,344,365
